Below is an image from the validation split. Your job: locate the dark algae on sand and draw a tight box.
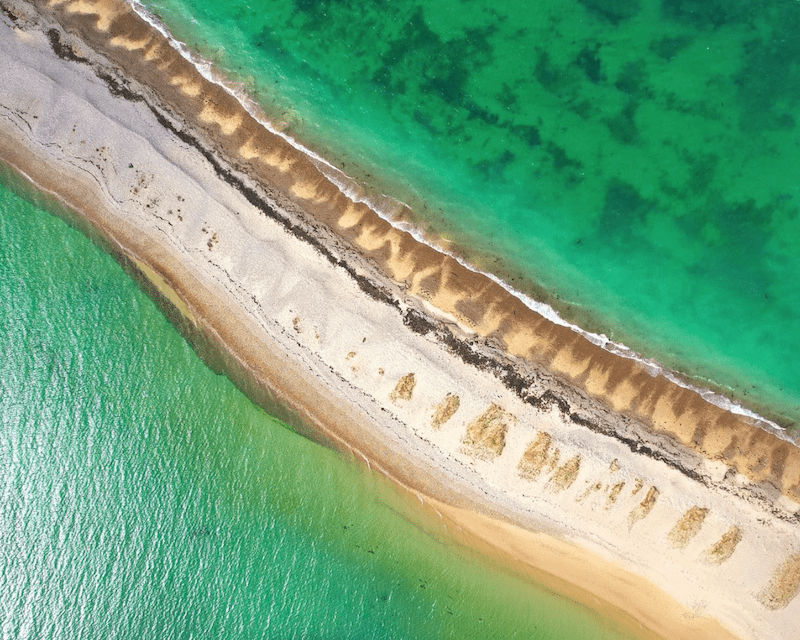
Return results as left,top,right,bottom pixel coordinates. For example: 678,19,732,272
140,0,800,428
0,182,640,638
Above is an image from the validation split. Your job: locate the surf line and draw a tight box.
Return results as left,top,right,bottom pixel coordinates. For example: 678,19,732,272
128,0,789,440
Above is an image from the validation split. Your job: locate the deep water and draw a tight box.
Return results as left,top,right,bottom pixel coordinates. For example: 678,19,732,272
0,185,639,638
137,0,800,426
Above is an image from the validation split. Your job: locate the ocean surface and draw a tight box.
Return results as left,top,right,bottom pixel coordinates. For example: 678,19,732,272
137,0,800,427
0,185,639,638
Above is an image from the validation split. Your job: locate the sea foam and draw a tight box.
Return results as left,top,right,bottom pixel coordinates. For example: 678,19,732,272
128,0,791,443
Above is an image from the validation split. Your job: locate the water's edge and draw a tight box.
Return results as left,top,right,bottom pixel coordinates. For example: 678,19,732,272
128,0,796,437
3,5,798,637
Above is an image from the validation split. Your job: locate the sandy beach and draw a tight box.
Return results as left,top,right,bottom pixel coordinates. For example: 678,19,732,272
1,1,798,638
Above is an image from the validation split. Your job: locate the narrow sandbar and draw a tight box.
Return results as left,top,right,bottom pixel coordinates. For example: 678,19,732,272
0,2,797,639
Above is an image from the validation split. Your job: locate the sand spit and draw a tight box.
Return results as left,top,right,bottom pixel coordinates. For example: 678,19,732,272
35,0,800,506
0,2,798,639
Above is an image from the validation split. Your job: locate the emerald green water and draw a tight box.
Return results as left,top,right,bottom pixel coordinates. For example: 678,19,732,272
0,186,640,637
137,0,800,426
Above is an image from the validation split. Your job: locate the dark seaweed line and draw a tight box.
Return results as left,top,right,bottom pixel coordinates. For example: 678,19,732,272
45,28,400,308
404,309,799,524
43,26,799,526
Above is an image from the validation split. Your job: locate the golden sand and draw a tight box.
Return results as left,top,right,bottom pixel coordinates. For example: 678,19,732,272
461,403,514,460
668,506,709,549
2,3,799,639
430,393,460,429
518,431,553,479
23,4,800,516
390,372,416,403
759,555,800,611
705,526,742,565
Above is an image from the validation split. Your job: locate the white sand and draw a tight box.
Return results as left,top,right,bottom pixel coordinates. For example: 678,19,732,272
0,4,798,639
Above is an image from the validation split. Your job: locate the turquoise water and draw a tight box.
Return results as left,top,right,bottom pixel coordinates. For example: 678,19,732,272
138,0,800,426
0,185,640,638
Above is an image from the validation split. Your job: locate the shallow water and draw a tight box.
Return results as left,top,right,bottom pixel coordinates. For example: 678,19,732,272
137,0,800,426
0,183,640,638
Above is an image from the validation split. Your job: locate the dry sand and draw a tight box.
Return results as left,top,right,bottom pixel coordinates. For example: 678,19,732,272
0,1,798,638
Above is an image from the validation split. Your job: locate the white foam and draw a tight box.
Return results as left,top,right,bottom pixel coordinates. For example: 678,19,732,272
127,0,791,442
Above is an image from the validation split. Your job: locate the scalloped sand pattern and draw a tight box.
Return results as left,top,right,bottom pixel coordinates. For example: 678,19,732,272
26,0,800,510
98,0,800,504
669,506,709,549
1,2,799,638
430,393,459,429
759,554,800,611
461,404,514,460
705,526,743,565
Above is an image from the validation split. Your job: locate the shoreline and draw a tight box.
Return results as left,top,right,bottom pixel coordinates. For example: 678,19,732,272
128,0,798,435
129,0,797,438
49,0,800,510
0,143,728,640
0,2,798,639
0,134,677,640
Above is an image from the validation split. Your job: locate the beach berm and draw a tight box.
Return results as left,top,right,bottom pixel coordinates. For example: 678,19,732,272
0,1,798,639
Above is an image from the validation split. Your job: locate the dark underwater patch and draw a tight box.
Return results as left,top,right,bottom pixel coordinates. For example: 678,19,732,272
614,60,650,99
604,99,639,145
576,46,603,84
660,0,752,30
601,179,656,235
649,35,693,61
577,0,641,24
371,7,495,111
546,142,582,172
734,5,800,133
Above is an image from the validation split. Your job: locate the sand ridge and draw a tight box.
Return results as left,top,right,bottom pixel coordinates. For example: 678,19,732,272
1,3,799,639
23,0,800,511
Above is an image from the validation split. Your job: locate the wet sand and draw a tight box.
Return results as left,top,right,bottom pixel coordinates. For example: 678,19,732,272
0,1,798,638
